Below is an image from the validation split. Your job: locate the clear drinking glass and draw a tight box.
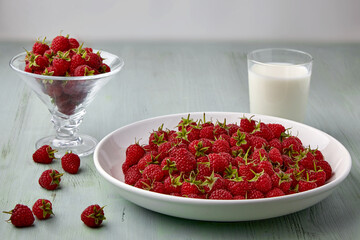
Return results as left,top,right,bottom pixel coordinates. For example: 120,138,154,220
10,50,124,157
247,48,313,122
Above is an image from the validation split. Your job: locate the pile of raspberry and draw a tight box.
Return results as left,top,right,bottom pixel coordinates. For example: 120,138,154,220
122,115,333,200
23,34,112,115
24,35,110,76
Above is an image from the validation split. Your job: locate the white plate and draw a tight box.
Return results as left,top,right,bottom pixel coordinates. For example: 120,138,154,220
93,112,352,221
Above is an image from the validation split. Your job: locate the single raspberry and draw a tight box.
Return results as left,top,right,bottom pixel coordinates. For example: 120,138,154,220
188,139,212,157
209,189,233,200
199,125,215,140
249,136,268,149
316,160,332,181
181,181,202,196
170,148,196,173
32,37,49,55
61,152,80,174
125,142,145,167
3,204,35,227
81,204,106,228
33,145,57,164
208,153,229,173
69,38,80,49
39,169,63,190
252,122,274,141
266,188,285,198
249,170,273,194
267,123,286,139
164,174,182,194
32,199,54,220
298,179,317,192
73,64,95,76
51,35,70,53
85,52,102,69
142,164,165,182
240,116,256,133
69,51,87,73
124,165,142,185
268,148,283,166
99,63,111,73
212,138,230,154
52,51,71,75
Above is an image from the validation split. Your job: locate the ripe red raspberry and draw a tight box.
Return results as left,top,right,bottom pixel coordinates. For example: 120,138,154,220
51,35,70,53
188,139,212,157
227,179,249,196
268,148,283,166
249,136,268,149
137,153,159,171
298,179,317,192
3,204,35,227
208,153,229,173
164,174,182,194
125,142,145,167
61,152,80,174
160,157,178,176
124,165,142,185
33,145,57,164
252,122,274,141
181,181,202,196
43,66,62,76
212,138,230,154
240,117,256,133
32,199,54,220
316,160,332,181
170,148,196,173
202,172,225,194
85,52,102,69
32,37,50,55
271,171,293,193
199,125,215,140
73,65,95,76
29,55,50,72
308,170,326,187
266,188,285,198
267,123,286,139
69,52,87,73
99,63,111,73
39,169,63,190
81,204,106,228
52,51,71,75
209,189,233,200
69,38,80,49
249,170,273,194
142,164,165,182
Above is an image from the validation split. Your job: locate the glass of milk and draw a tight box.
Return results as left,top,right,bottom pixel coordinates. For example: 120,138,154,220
247,48,313,122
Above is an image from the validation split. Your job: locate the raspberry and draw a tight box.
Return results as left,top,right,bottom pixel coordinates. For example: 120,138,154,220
125,142,145,167
61,152,80,174
208,153,228,173
33,145,57,164
209,189,233,200
81,204,105,228
124,165,142,185
3,204,35,227
39,169,63,190
51,35,70,53
142,164,164,182
212,138,230,154
32,199,54,220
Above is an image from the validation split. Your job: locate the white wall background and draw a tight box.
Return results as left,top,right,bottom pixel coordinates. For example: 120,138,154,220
0,0,359,42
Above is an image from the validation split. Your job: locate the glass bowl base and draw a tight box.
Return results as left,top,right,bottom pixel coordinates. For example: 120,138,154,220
36,134,98,157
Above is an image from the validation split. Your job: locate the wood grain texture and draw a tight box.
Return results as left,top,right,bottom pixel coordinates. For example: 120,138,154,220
0,41,359,239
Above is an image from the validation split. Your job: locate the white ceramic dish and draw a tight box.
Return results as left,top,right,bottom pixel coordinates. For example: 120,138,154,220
93,112,352,221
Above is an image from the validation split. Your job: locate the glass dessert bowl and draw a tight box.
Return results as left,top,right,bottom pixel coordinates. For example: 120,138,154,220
10,50,124,157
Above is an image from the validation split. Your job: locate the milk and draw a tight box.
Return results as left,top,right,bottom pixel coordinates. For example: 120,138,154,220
248,62,311,122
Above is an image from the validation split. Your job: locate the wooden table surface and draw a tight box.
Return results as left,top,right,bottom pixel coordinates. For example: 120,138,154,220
0,41,359,239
